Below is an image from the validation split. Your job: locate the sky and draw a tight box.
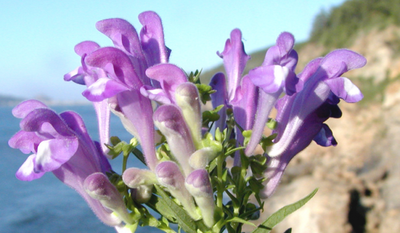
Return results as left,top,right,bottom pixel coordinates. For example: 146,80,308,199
1,0,346,101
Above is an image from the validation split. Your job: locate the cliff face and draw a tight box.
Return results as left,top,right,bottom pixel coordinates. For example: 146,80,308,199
253,25,400,233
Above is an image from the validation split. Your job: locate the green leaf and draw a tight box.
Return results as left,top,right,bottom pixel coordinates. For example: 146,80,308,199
226,217,257,227
252,188,318,233
152,185,198,233
283,228,292,233
266,118,277,130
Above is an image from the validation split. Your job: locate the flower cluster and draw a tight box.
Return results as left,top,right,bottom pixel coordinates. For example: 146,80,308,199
9,11,366,233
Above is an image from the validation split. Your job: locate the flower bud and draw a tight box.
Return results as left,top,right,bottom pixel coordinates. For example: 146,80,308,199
175,82,202,148
185,169,215,227
156,161,200,220
153,105,195,176
84,173,133,224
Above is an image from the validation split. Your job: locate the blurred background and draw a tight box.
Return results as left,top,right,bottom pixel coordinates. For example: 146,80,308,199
2,0,400,232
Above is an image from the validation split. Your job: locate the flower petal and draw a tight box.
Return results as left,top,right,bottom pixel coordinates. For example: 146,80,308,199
12,100,48,119
74,41,100,57
276,32,295,57
145,63,188,103
153,105,195,176
218,29,250,101
209,72,227,131
34,138,79,173
325,77,363,103
96,18,142,56
83,77,130,102
140,85,171,104
313,124,337,147
85,47,142,89
139,11,170,65
16,154,45,181
320,49,367,78
20,108,72,137
249,65,287,94
8,131,43,154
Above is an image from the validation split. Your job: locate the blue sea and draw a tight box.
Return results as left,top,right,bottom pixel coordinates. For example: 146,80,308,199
0,105,161,233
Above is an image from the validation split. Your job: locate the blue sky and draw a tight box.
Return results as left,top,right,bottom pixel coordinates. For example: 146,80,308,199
1,0,345,101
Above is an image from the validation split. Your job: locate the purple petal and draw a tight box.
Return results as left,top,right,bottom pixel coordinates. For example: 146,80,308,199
267,81,331,158
249,65,287,94
284,69,298,95
260,157,286,198
245,90,280,156
155,161,200,220
91,101,111,156
84,172,133,224
320,49,367,78
59,111,110,172
185,169,215,227
231,75,258,152
185,169,212,197
140,85,171,104
96,18,150,85
20,108,72,137
175,82,202,148
139,11,170,65
145,64,188,103
16,154,45,181
276,32,295,57
8,131,43,154
218,29,250,101
83,77,130,102
74,41,100,57
12,100,48,119
156,161,185,188
153,105,195,176
122,168,157,188
209,72,227,131
85,47,142,89
324,77,363,103
296,58,323,92
64,66,86,84
313,124,337,147
262,46,281,66
96,18,142,56
34,138,79,173
116,90,158,171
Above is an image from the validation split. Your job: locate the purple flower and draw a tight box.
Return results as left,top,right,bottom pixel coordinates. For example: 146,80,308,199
209,72,227,131
215,29,258,165
261,49,366,198
155,161,200,220
175,82,203,148
84,173,133,224
122,167,157,203
217,29,251,103
141,63,188,105
64,41,111,155
8,100,121,226
245,32,298,156
153,104,195,176
185,169,215,227
65,12,170,171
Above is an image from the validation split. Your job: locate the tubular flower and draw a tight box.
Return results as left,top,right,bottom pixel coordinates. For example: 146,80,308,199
8,100,121,226
64,41,111,155
64,11,170,171
245,32,298,156
261,49,366,198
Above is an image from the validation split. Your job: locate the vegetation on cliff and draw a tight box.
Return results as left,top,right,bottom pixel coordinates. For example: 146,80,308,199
310,0,400,48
